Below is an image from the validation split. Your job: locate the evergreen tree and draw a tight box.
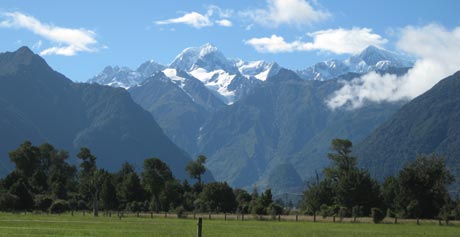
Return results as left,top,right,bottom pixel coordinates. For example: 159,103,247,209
99,172,118,212
76,148,102,216
118,172,144,207
142,158,174,212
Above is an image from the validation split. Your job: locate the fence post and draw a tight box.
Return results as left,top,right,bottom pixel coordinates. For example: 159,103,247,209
224,213,227,221
197,218,203,237
296,215,298,222
242,213,244,221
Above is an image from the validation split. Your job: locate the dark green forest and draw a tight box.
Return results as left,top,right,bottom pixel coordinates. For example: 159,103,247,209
1,139,459,223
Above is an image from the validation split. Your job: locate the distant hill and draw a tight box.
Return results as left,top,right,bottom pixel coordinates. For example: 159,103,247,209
0,47,197,180
356,71,460,180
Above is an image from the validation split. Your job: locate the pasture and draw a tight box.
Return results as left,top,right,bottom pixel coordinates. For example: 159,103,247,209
0,212,458,237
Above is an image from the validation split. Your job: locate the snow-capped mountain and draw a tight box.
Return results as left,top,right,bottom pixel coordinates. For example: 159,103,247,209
137,60,166,78
297,45,413,81
89,43,280,105
88,60,164,89
169,43,279,104
87,66,142,89
236,60,281,81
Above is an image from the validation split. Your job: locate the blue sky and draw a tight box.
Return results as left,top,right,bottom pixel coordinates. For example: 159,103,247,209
0,0,459,81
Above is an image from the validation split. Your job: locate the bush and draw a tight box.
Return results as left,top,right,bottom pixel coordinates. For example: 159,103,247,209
371,208,385,223
320,204,332,218
126,202,140,212
251,202,266,216
67,198,78,211
268,203,283,216
175,206,187,218
0,193,19,211
352,205,364,218
77,200,87,210
34,195,53,211
49,200,69,214
193,198,208,213
338,207,348,219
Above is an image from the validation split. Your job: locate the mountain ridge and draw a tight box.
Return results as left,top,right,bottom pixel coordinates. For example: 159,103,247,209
297,45,413,81
356,70,460,181
0,47,199,180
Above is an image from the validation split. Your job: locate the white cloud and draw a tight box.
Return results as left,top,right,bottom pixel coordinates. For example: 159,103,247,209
216,19,232,27
155,12,213,29
245,27,387,54
207,5,233,19
327,24,460,109
242,0,330,27
245,35,301,53
155,6,233,29
0,12,100,56
307,28,388,54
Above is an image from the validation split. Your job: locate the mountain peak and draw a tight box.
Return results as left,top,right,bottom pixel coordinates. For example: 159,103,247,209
361,45,383,53
354,45,411,66
16,46,35,56
11,46,40,65
170,43,230,72
136,60,165,77
199,43,218,56
0,46,51,75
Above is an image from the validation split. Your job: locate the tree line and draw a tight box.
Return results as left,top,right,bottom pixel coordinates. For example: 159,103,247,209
0,139,459,223
0,141,282,217
301,139,459,223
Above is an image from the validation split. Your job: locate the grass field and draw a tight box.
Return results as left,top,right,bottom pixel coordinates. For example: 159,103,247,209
0,212,458,237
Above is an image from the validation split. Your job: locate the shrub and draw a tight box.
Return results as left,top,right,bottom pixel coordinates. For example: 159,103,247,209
371,208,385,223
320,204,332,218
34,195,53,211
67,198,78,211
0,193,19,211
77,200,87,210
338,207,348,219
49,200,69,214
175,206,187,218
352,205,364,218
268,203,283,216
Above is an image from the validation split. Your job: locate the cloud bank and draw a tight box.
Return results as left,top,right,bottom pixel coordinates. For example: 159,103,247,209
327,24,460,109
0,12,100,56
245,27,387,54
242,0,330,27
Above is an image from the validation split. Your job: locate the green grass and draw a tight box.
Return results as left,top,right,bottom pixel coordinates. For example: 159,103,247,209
0,212,458,237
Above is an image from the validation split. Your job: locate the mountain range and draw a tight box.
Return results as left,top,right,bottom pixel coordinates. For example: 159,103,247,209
90,44,281,105
4,44,457,196
89,44,415,194
296,45,413,81
0,47,198,180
